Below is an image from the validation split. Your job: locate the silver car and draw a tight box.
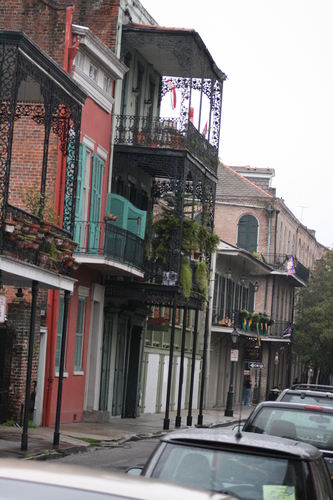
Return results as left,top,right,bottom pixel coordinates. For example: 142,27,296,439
0,458,236,500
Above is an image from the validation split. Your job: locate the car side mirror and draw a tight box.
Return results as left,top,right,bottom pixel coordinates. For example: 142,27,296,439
126,467,143,476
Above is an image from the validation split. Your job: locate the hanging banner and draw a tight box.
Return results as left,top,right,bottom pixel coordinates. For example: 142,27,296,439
286,256,296,275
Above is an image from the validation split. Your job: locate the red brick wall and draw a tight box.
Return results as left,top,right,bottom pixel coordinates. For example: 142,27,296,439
0,0,121,58
9,118,58,212
0,1,68,67
70,0,120,50
6,298,41,421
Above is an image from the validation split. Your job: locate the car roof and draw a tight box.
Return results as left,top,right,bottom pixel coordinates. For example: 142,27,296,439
281,386,333,398
0,459,235,500
159,427,322,460
290,384,333,393
253,400,333,412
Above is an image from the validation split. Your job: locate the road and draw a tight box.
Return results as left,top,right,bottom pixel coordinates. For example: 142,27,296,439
53,424,236,472
54,436,161,473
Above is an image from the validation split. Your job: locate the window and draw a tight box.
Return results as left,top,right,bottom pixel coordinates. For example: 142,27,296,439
287,230,291,254
55,296,65,373
237,214,258,253
89,62,99,82
74,51,85,70
74,298,85,371
103,74,112,94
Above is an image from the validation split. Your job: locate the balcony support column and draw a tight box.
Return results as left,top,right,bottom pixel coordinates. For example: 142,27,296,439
163,294,177,430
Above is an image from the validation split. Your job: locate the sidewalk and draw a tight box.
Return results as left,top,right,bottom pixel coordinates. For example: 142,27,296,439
0,404,254,460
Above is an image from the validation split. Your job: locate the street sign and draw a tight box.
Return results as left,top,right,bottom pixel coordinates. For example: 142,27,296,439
231,349,239,362
248,362,264,369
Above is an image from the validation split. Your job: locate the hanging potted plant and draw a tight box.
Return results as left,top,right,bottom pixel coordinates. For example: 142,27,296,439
179,256,192,300
195,261,209,304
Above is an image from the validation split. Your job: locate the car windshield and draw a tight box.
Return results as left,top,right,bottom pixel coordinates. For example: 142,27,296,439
246,407,333,451
281,393,333,407
151,442,307,500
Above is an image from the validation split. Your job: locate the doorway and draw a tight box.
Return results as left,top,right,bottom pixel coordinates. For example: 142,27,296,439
99,317,113,411
123,325,143,418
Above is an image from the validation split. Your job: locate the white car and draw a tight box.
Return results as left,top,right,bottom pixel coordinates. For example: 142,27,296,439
0,459,236,500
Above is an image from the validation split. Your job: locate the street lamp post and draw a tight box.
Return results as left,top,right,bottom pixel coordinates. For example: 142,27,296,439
224,327,240,417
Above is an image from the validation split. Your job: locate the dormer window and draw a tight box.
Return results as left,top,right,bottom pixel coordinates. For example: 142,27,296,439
89,62,99,82
75,51,85,70
103,75,112,94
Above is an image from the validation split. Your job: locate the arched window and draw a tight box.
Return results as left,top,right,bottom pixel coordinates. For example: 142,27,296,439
237,214,258,253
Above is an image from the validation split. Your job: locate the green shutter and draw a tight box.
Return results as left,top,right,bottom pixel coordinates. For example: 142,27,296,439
107,193,147,239
74,143,86,246
55,297,65,373
237,215,258,253
88,155,104,253
74,298,85,371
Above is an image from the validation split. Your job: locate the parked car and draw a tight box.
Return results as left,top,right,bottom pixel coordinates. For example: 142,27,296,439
278,384,333,407
127,427,333,499
242,401,333,484
0,458,237,500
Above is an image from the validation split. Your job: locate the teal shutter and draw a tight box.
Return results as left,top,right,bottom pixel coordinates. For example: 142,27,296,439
74,298,85,371
88,155,104,253
55,297,65,373
74,143,86,247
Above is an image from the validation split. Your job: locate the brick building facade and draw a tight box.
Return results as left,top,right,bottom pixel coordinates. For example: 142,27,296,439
208,164,326,409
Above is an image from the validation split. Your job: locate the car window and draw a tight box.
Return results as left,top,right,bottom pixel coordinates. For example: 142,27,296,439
310,459,333,499
150,442,309,499
282,394,333,407
246,407,333,451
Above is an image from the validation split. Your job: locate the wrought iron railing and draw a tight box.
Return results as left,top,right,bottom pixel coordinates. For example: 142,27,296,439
260,253,310,282
114,115,218,176
1,204,73,275
270,320,291,338
212,309,242,329
74,221,144,270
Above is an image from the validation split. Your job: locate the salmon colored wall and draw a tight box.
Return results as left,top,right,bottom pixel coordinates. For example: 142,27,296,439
46,265,103,425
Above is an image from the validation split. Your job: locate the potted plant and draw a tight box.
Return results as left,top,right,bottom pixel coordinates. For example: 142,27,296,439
20,185,61,228
4,217,16,234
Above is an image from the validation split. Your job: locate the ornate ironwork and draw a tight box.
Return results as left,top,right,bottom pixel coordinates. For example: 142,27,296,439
105,281,204,311
114,115,218,175
0,32,86,253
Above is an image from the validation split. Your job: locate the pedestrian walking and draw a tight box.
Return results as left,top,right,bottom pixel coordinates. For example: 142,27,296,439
244,375,252,406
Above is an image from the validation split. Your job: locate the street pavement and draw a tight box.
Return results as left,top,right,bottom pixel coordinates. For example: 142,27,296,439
0,404,254,460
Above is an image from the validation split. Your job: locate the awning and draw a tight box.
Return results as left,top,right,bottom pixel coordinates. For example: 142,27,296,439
0,256,76,292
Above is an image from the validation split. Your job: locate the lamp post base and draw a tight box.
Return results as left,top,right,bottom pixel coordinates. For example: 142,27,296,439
224,386,234,417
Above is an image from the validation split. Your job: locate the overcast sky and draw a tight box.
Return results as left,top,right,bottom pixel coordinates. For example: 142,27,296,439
140,0,333,248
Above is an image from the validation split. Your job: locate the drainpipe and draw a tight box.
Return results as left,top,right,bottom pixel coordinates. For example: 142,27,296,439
267,205,274,264
271,210,280,322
